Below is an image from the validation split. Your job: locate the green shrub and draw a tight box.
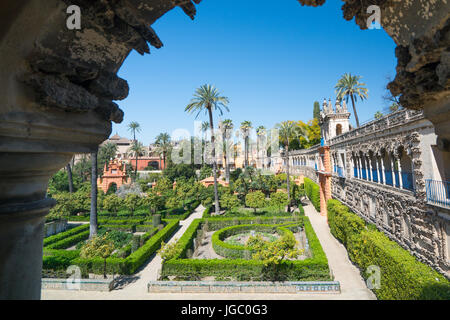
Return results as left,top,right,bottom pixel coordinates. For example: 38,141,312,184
327,199,450,300
304,178,320,211
202,205,212,218
45,230,90,249
269,191,289,210
43,224,89,247
212,224,283,259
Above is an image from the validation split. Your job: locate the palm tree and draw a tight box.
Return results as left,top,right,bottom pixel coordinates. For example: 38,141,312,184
127,121,141,142
155,133,171,170
256,126,266,168
128,141,145,180
90,151,98,238
335,73,369,128
219,119,234,182
185,84,230,215
276,121,306,212
240,121,252,168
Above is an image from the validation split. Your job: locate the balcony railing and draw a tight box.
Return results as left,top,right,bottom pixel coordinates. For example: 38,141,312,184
354,168,414,191
336,166,345,178
426,179,450,209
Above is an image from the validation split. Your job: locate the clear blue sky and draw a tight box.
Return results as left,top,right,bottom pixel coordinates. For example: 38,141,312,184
114,0,397,145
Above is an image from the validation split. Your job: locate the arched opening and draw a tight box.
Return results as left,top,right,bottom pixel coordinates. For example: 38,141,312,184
0,0,449,300
336,124,343,136
398,146,414,191
147,161,160,170
107,182,118,195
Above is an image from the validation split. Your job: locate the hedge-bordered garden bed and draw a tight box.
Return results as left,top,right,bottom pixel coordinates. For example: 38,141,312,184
211,223,299,259
161,216,330,281
42,219,180,276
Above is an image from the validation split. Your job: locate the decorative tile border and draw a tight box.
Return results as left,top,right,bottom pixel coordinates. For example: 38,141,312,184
148,281,340,294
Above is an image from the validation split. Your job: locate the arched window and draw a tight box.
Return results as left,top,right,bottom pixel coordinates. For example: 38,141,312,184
336,124,343,136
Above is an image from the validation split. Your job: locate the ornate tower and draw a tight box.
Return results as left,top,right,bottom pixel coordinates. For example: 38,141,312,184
317,98,351,217
319,98,351,145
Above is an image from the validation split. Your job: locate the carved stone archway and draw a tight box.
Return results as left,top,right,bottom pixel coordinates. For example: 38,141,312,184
0,0,449,299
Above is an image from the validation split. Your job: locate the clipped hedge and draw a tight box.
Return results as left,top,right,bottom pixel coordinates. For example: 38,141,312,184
212,224,285,259
202,205,212,218
45,230,90,250
43,219,179,276
162,216,330,281
327,199,450,300
43,224,89,247
66,199,200,222
304,178,320,212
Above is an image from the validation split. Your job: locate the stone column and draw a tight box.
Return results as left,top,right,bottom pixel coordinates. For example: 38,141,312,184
318,146,332,217
367,155,373,182
375,156,381,184
358,156,362,179
391,155,397,187
0,152,74,299
381,156,387,185
398,157,404,189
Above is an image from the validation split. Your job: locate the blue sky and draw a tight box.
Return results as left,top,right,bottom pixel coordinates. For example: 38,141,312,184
114,0,397,145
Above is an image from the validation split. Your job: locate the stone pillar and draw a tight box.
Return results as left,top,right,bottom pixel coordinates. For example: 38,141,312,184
398,157,404,189
375,156,381,184
0,152,74,299
391,155,397,187
318,146,332,217
381,157,387,185
367,155,373,182
358,156,362,179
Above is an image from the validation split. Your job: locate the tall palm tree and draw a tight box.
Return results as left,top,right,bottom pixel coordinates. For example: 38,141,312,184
90,151,98,238
155,133,171,170
335,73,369,128
256,126,266,169
185,84,230,215
276,121,306,212
219,119,233,182
128,141,145,180
127,121,141,141
240,121,252,168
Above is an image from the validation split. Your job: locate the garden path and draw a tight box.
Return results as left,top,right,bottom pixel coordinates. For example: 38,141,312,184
302,203,376,300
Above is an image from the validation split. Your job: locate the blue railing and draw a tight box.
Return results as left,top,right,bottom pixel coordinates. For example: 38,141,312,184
354,167,358,178
337,166,345,178
361,168,367,180
371,169,378,183
385,170,394,186
402,172,414,191
426,179,450,208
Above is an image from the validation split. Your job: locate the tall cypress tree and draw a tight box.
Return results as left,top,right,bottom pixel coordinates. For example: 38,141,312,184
313,101,320,120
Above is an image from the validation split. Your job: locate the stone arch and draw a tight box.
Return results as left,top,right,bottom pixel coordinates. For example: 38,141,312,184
1,0,450,300
107,182,118,194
